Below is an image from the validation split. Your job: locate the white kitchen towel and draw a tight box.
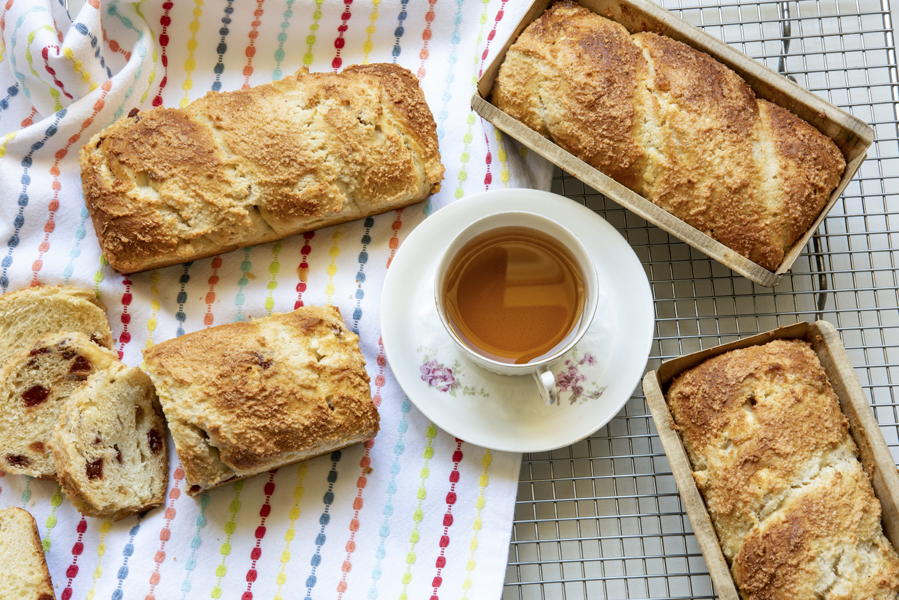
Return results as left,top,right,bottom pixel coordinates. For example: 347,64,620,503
0,1,553,599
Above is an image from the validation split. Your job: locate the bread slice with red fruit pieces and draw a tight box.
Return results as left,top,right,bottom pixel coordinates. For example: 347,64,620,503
0,331,120,478
51,362,168,521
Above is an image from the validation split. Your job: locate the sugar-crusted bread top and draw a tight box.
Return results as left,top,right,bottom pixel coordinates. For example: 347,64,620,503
732,459,899,599
667,339,899,598
0,331,119,478
0,285,112,369
80,63,444,273
143,305,379,494
0,507,55,600
668,340,854,557
492,1,845,271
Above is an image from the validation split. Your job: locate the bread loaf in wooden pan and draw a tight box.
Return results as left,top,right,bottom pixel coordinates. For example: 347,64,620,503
492,1,846,272
667,340,899,598
80,63,444,274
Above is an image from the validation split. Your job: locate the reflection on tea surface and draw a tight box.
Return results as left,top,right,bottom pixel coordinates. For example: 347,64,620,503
443,226,586,364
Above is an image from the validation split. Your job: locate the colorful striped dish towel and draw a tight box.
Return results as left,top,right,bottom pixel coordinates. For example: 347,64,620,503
0,1,552,599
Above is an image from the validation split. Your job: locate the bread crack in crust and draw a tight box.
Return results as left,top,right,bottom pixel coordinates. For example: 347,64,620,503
492,1,845,272
667,340,899,599
80,63,444,274
0,331,119,478
142,305,379,495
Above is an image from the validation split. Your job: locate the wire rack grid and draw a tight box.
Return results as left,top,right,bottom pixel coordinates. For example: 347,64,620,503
502,0,899,598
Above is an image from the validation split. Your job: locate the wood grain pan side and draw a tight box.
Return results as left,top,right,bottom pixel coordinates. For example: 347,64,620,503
474,0,874,287
642,372,740,600
643,321,899,597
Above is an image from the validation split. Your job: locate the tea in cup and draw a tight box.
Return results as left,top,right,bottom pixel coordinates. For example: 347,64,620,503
435,211,598,405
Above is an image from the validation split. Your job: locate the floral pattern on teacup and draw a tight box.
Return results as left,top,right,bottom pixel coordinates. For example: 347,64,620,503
417,345,607,405
418,347,490,398
555,348,607,405
420,360,458,393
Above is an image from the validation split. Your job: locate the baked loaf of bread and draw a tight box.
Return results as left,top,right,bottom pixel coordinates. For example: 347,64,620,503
51,362,168,520
667,340,899,599
492,1,846,271
80,63,444,274
143,305,379,495
0,508,55,600
0,331,119,478
0,285,113,369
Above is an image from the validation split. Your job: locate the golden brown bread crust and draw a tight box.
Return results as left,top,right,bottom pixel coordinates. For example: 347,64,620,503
759,100,846,246
0,507,56,600
142,306,379,495
632,31,782,270
733,462,899,600
492,1,845,272
81,63,444,273
667,340,899,599
491,4,646,188
668,340,853,557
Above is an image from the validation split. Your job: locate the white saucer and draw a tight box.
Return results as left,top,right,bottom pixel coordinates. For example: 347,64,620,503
381,189,654,453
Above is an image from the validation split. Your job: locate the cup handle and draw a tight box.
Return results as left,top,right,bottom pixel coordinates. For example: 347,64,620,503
533,367,557,406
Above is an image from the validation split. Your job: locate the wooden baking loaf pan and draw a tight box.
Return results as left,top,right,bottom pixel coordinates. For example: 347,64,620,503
472,0,874,287
642,321,899,599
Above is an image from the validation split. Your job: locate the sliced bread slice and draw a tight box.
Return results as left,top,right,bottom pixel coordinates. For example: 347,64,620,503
51,362,168,520
0,507,55,600
0,331,120,478
0,285,113,368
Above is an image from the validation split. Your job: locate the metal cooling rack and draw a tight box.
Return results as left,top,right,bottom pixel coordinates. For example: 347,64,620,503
502,0,899,597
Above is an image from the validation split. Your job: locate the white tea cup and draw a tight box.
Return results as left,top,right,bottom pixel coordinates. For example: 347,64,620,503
434,211,599,406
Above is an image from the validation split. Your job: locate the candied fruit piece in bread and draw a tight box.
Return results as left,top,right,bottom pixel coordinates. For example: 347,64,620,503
0,507,55,600
51,362,168,520
0,331,119,478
